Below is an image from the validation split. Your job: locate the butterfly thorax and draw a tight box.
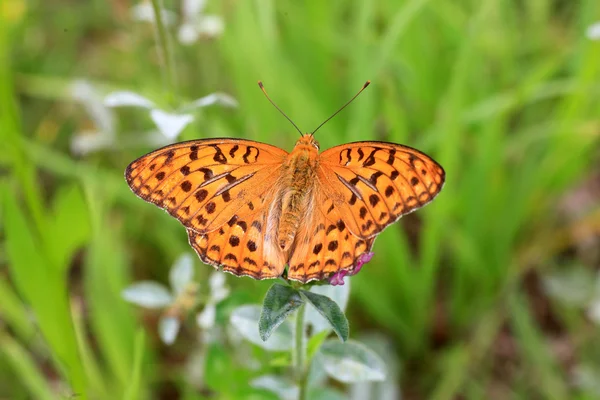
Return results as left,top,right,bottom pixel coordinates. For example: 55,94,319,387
277,136,320,252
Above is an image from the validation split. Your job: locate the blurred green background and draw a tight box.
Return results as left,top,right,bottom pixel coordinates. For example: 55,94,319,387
2,0,600,398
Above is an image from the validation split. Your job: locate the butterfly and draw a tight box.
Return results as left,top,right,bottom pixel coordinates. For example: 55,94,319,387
125,81,445,283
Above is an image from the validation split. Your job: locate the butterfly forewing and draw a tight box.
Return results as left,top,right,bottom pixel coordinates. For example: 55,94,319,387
125,139,288,233
318,142,445,239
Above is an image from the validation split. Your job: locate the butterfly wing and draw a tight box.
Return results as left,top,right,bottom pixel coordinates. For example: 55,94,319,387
287,186,374,282
186,186,286,279
126,138,288,278
287,141,444,283
317,141,445,238
126,138,288,233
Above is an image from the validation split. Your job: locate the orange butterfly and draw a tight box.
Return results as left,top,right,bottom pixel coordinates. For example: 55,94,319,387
125,82,445,284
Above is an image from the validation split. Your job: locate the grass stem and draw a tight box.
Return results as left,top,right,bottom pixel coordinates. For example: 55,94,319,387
150,0,177,102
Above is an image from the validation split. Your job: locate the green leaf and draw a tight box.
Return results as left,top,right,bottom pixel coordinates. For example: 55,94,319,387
0,334,55,400
306,283,351,334
308,387,348,400
320,339,387,383
46,184,90,274
307,329,330,360
3,185,87,395
123,329,146,400
204,343,233,392
259,284,303,341
299,290,349,342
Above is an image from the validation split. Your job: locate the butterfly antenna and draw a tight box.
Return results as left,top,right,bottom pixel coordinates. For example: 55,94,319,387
311,80,371,136
258,81,303,137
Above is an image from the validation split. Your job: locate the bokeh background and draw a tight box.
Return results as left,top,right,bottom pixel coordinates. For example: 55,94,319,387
2,0,600,398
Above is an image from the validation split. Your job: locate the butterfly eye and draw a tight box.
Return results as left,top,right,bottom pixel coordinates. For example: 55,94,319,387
312,140,320,150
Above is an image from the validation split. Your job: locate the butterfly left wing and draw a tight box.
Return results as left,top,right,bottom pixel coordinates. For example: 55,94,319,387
317,141,445,239
186,185,287,279
126,138,289,279
125,138,288,234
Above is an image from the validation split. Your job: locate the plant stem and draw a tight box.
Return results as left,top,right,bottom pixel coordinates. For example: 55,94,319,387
150,0,177,101
293,303,308,400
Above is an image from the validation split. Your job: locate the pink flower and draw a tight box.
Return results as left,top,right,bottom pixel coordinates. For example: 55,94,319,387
351,252,374,276
328,252,374,286
329,270,348,286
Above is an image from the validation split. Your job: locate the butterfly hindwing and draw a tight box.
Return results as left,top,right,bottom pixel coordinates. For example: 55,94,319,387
287,189,375,282
186,196,286,279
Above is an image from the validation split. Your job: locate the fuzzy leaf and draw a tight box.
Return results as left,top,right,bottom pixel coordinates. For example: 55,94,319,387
230,305,292,351
259,284,303,341
320,340,387,383
300,290,348,342
306,282,350,334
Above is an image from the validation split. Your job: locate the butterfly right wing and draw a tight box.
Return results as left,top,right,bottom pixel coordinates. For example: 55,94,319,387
287,141,444,283
287,186,375,283
318,141,445,239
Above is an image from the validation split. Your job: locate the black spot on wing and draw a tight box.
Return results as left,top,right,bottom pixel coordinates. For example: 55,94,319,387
362,147,380,167
242,146,260,163
339,148,352,165
211,145,227,163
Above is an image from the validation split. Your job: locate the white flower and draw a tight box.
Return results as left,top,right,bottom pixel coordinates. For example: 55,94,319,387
573,364,600,395
131,2,176,26
197,303,216,329
104,91,155,108
586,22,600,40
543,268,595,307
196,271,230,330
104,90,237,141
70,80,116,155
122,253,197,345
170,253,195,296
178,0,224,44
587,299,600,323
208,271,230,303
122,281,174,308
150,110,195,140
159,316,181,345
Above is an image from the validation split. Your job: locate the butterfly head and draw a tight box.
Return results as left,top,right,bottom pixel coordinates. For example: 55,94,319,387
296,133,320,151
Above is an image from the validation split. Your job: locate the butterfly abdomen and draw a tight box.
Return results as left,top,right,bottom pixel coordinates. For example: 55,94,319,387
277,147,319,251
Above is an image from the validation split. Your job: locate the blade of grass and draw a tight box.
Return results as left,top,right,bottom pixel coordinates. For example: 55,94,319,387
0,332,56,400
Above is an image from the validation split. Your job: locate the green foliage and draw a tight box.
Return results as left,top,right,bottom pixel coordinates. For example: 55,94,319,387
299,290,349,342
1,0,599,398
259,284,304,341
